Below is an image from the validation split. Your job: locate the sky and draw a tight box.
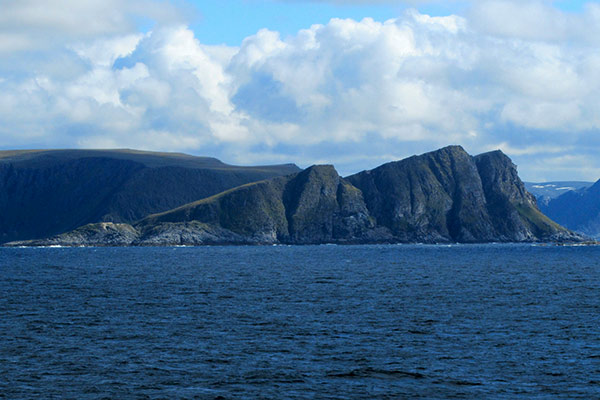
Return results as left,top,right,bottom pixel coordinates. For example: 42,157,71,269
1,0,599,181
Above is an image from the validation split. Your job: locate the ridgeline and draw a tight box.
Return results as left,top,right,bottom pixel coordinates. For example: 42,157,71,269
0,149,300,243
5,146,582,246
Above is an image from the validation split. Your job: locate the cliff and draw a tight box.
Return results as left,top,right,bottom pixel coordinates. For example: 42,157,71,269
345,146,575,243
14,165,378,246
474,150,571,242
0,149,300,243
138,164,378,244
6,146,582,246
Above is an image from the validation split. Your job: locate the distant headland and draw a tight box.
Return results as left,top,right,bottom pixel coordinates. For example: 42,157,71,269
1,146,583,246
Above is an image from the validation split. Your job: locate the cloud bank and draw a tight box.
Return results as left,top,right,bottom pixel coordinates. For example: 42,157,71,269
1,0,600,180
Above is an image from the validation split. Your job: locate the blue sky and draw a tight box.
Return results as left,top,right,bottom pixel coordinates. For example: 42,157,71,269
190,0,585,45
190,1,426,45
0,0,600,181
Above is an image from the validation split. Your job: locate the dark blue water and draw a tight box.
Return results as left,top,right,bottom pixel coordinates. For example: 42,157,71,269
1,245,600,399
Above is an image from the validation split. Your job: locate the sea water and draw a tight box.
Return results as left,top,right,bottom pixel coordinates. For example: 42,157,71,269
1,244,599,399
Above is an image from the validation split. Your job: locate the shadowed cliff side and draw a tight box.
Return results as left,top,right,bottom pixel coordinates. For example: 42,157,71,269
346,146,495,242
0,149,300,243
137,165,377,245
6,146,582,246
474,150,570,241
347,145,578,243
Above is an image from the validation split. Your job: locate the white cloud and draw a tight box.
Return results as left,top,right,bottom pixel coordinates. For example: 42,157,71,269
0,0,185,52
486,142,572,156
524,154,600,182
500,101,582,131
72,34,144,67
469,0,600,43
2,2,600,180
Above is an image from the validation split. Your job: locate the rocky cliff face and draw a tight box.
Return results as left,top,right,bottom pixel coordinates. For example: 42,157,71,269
281,165,375,243
6,146,582,247
347,146,496,242
346,145,578,243
138,165,376,244
0,149,300,243
473,150,564,241
14,165,377,246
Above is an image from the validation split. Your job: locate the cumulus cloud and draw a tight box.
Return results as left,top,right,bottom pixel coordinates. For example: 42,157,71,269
1,1,600,180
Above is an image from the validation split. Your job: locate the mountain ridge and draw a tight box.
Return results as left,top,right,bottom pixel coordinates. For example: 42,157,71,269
7,145,583,246
539,179,600,238
524,181,592,207
0,149,300,243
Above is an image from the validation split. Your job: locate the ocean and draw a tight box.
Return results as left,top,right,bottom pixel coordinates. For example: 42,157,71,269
1,244,599,399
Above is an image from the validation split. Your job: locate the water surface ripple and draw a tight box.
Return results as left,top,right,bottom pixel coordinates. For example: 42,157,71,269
1,244,599,399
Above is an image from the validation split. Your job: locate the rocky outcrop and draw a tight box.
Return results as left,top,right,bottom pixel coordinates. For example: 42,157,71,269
5,146,583,247
8,221,261,247
347,146,494,242
139,165,377,244
9,223,140,247
347,146,579,243
9,165,378,246
473,150,575,242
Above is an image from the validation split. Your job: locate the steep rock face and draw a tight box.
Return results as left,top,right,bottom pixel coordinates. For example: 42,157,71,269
282,165,375,243
333,181,379,241
138,165,375,244
347,146,577,243
6,146,581,246
0,149,300,243
475,151,534,241
474,151,574,241
283,166,340,243
347,146,495,242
